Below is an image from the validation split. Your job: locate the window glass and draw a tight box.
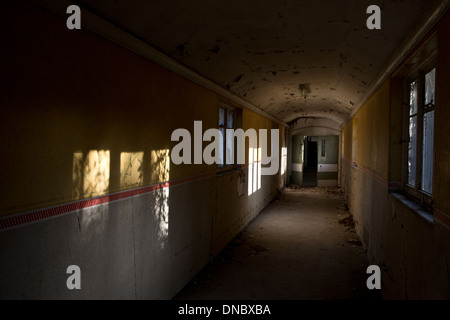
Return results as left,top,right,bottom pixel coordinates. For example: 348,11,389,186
227,110,234,129
219,106,236,167
218,128,225,166
226,130,233,165
407,116,417,186
253,148,258,192
425,68,436,108
421,110,434,193
248,148,254,195
409,81,417,115
219,108,225,127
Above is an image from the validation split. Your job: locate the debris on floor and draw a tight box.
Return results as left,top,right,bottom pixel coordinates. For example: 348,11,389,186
339,215,355,228
339,213,363,246
347,238,363,246
324,186,343,196
286,185,344,198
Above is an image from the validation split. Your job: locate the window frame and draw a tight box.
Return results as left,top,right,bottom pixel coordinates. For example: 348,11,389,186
218,103,237,171
402,55,436,209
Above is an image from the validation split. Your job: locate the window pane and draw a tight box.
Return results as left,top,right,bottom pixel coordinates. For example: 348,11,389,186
248,148,254,195
226,129,233,165
425,68,436,108
421,110,434,193
227,110,234,129
253,148,257,193
257,148,261,190
219,108,225,127
409,81,417,115
281,147,287,175
407,116,417,186
218,128,225,166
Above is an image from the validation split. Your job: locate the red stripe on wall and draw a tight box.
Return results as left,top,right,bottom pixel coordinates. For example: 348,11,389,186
0,171,216,231
342,157,389,189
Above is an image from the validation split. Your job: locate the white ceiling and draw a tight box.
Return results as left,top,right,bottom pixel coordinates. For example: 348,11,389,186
76,0,445,128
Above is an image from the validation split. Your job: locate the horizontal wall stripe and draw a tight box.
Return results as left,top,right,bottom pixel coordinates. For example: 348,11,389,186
0,170,216,232
342,157,389,189
291,163,303,172
357,165,388,188
388,181,401,192
318,164,338,173
343,157,450,225
343,157,402,192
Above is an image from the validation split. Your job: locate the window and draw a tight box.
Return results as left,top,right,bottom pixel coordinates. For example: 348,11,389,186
218,104,235,167
405,66,435,206
281,147,287,175
321,139,326,157
248,147,262,195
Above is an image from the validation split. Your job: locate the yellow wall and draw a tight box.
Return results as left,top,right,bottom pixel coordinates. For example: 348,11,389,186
342,119,352,163
344,10,450,215
242,108,272,132
0,0,284,217
340,12,450,299
342,79,390,182
353,80,390,180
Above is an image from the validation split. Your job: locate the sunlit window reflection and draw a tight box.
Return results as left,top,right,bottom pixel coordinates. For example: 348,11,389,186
72,150,110,199
151,149,170,249
281,147,287,175
120,152,144,188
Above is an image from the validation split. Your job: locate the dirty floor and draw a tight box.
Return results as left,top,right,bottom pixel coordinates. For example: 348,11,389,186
174,187,381,300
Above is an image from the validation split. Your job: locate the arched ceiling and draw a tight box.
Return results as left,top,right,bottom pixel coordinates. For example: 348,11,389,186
75,0,444,127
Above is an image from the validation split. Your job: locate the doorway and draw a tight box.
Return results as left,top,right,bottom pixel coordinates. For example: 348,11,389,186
303,138,317,186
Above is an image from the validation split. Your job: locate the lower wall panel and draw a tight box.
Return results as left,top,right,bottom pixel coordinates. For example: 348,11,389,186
0,176,215,299
0,166,278,299
214,170,277,256
342,160,450,299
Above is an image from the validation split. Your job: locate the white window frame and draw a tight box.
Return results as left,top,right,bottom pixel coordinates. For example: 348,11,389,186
403,56,436,209
218,103,236,171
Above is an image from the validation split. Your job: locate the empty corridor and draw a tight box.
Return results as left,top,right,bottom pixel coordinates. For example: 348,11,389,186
175,187,380,300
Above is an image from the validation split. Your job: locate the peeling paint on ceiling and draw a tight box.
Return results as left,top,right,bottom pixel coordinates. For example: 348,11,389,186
77,0,443,126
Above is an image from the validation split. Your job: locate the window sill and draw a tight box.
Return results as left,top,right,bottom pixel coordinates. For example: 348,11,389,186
216,166,242,177
390,192,433,224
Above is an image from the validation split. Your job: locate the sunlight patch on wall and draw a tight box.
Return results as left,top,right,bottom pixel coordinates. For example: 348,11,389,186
84,150,110,197
151,149,170,249
120,152,144,188
72,152,83,199
151,149,170,183
72,150,110,199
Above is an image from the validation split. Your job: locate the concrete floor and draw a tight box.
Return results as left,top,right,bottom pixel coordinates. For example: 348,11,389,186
174,187,381,300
